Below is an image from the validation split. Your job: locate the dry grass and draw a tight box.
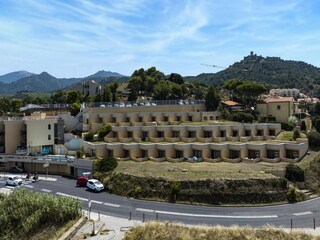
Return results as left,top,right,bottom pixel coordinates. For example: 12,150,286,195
115,161,283,180
276,131,307,141
124,221,317,240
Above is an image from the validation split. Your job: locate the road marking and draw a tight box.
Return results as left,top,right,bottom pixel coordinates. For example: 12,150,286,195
56,192,88,201
91,200,103,204
136,208,155,213
5,186,15,189
24,185,34,188
41,188,52,193
293,211,312,216
103,202,120,208
155,210,278,219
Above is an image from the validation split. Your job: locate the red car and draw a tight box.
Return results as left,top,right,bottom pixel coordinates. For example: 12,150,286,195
76,176,88,187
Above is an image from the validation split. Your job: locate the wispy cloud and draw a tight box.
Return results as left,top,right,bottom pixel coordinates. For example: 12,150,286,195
0,0,320,77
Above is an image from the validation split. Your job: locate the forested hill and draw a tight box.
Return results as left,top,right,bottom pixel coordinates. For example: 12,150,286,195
185,53,320,97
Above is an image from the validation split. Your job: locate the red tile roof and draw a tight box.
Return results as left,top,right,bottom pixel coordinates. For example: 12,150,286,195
222,100,242,106
264,97,294,103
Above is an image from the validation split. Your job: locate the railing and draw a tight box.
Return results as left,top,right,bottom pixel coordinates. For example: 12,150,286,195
0,154,76,163
82,99,206,109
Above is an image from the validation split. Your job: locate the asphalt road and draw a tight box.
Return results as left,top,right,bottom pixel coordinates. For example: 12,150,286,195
1,175,320,229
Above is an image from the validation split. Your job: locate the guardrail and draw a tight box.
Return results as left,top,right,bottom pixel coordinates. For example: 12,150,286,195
82,99,205,109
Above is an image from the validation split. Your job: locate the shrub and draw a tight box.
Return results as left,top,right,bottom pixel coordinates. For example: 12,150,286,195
288,116,298,127
292,129,300,140
170,181,181,202
95,157,118,173
97,124,112,141
285,163,304,182
300,120,307,131
0,189,81,239
231,112,254,123
308,130,320,147
259,116,276,123
84,132,93,141
287,187,297,203
281,122,295,131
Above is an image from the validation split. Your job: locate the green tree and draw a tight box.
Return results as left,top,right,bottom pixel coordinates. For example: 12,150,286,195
168,73,184,85
52,90,66,103
103,85,112,102
66,90,81,104
170,83,183,99
205,85,220,111
153,80,170,100
109,82,119,102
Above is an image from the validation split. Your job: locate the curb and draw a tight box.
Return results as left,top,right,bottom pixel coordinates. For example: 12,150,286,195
58,216,87,240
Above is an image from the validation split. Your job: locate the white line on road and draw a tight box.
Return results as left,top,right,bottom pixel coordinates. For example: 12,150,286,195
24,185,34,188
136,208,155,213
293,211,313,216
91,200,103,204
103,202,120,208
155,210,278,219
41,188,52,193
56,192,88,201
5,186,15,189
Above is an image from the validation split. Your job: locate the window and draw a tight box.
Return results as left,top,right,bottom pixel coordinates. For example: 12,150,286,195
164,116,168,122
173,131,180,138
152,117,156,122
211,150,220,159
175,150,183,158
141,150,147,158
157,131,164,138
48,134,51,140
245,130,251,136
220,130,226,137
204,117,208,121
232,130,238,137
188,116,192,122
257,130,263,136
230,150,240,159
204,131,212,138
193,150,202,158
124,150,129,158
248,150,260,159
138,117,143,122
188,131,196,138
48,124,51,130
158,150,165,158
176,116,181,122
277,105,281,110
269,129,275,136
127,132,132,138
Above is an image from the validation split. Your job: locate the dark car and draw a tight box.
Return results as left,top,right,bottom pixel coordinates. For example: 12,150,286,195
9,166,25,173
76,176,88,187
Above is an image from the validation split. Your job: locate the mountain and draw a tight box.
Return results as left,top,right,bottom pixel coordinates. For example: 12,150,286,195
0,72,80,94
0,70,126,94
185,53,320,97
0,71,34,83
86,70,123,78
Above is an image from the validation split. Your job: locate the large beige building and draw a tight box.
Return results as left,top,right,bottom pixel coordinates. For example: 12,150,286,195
256,97,295,123
82,100,308,163
0,112,57,155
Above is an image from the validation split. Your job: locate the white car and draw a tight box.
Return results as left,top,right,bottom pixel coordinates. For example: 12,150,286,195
6,176,23,186
86,179,104,192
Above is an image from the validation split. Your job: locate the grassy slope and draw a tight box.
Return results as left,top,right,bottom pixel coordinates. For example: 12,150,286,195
124,222,316,240
115,161,278,180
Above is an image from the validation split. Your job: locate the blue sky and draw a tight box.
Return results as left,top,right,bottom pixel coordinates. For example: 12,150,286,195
0,0,320,78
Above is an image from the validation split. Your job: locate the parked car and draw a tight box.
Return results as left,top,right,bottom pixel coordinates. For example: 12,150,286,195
86,179,104,192
6,176,23,186
9,166,25,173
76,176,88,187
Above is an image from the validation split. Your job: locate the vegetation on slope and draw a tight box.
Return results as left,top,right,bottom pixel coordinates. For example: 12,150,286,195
0,189,81,240
186,53,320,98
124,221,315,240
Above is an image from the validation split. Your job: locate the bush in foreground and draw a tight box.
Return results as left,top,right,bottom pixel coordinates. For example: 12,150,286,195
0,189,81,239
124,221,313,240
